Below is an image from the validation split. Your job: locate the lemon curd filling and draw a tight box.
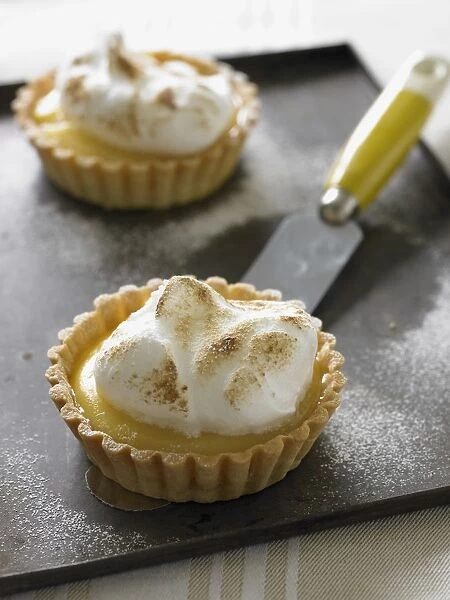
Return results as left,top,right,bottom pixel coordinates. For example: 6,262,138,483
34,121,170,162
71,341,323,455
33,116,238,162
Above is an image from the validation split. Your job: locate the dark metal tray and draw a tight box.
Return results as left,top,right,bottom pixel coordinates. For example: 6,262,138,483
1,44,449,596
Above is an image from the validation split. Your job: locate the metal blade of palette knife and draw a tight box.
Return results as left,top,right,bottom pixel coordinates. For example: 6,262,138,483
242,213,363,312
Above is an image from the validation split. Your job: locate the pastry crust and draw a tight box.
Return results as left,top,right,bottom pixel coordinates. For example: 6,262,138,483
46,277,345,502
12,54,259,210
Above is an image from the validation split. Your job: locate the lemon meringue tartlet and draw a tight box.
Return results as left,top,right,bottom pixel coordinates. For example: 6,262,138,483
46,276,345,502
13,35,259,210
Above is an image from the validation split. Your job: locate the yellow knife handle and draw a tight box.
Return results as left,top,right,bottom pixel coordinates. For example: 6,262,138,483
321,55,450,224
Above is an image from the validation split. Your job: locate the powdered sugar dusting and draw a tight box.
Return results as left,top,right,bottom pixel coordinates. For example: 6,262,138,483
6,123,331,290
313,270,450,500
0,430,149,569
2,54,450,593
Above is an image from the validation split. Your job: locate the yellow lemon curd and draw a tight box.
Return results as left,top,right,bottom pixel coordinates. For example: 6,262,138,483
71,341,323,455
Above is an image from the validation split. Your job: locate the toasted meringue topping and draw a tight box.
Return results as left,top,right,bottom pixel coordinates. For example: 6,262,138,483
46,34,237,155
93,276,320,437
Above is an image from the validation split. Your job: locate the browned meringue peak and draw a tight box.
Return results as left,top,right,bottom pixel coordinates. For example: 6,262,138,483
54,34,238,154
93,276,320,437
106,33,144,80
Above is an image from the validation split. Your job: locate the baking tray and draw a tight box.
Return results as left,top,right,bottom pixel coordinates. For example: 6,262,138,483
1,44,449,596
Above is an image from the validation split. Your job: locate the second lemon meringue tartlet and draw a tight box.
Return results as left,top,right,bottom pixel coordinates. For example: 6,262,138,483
47,276,345,502
13,35,259,210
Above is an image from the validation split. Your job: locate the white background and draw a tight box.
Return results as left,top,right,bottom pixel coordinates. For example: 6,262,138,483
2,0,450,171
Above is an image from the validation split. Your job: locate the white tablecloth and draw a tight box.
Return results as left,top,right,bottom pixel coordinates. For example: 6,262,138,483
3,2,450,598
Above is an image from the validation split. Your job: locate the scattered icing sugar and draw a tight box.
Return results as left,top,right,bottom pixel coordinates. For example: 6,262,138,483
2,80,449,584
18,123,331,291
313,272,450,499
0,429,149,570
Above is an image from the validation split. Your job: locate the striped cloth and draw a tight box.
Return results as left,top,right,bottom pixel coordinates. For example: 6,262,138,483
13,506,450,600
